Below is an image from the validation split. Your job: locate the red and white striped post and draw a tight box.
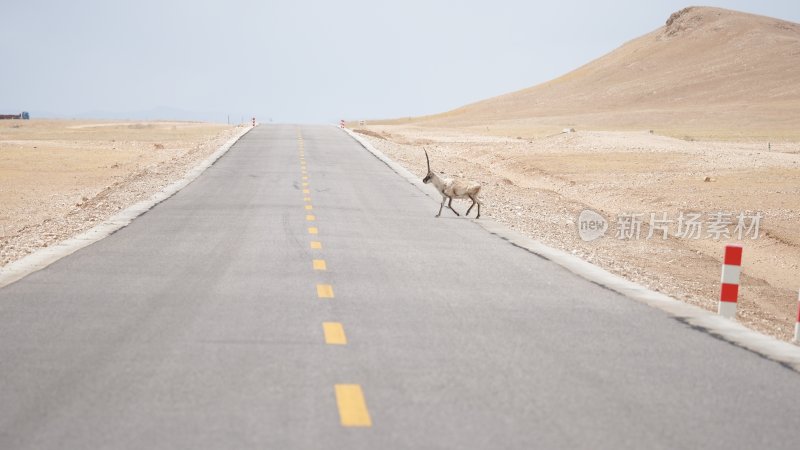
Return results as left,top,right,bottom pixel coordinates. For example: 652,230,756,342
794,290,800,344
252,117,256,127
719,244,743,319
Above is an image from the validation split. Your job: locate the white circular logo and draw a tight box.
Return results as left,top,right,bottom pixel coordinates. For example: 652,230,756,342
578,209,608,241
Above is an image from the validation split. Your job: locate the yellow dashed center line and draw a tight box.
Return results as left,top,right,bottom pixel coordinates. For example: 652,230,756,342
335,384,372,427
323,322,347,345
297,132,371,428
317,284,334,298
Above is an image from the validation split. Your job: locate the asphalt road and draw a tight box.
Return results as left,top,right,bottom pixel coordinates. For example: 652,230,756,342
1,125,798,449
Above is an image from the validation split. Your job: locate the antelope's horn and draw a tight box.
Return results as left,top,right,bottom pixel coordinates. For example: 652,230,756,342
424,148,431,172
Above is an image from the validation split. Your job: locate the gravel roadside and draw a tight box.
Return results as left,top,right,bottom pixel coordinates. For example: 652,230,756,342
355,126,800,343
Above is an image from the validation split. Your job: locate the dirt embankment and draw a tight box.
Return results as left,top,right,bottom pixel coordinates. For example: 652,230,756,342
370,7,800,141
0,120,243,267
356,125,800,342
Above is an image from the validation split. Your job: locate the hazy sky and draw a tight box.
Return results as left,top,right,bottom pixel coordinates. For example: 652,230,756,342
2,0,798,124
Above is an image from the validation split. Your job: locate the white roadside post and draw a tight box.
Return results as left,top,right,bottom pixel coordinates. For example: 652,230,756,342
794,290,800,344
719,244,743,319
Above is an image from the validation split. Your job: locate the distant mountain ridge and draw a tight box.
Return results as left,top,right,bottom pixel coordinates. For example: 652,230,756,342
390,7,800,138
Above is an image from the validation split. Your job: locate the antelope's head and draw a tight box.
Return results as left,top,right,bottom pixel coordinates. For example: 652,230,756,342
422,148,433,184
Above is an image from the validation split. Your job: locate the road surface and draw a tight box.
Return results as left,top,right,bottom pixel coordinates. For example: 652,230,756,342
0,125,798,449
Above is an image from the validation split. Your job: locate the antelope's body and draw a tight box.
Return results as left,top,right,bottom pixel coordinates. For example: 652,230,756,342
422,149,482,218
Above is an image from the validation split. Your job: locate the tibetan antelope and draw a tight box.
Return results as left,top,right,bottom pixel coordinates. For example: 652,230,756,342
422,148,482,219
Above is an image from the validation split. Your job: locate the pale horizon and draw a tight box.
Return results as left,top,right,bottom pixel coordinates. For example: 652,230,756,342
2,0,798,124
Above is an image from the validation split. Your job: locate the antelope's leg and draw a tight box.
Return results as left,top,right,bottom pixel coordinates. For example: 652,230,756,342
476,201,481,219
436,196,446,217
466,195,476,216
447,197,460,216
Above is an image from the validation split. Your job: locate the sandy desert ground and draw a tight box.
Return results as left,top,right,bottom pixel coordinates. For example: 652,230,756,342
353,125,800,342
0,120,241,267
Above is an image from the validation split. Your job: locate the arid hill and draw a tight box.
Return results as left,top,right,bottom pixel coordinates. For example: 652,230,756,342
382,7,800,139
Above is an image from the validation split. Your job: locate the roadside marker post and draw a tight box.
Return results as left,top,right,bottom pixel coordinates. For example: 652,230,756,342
794,290,800,344
719,244,743,319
